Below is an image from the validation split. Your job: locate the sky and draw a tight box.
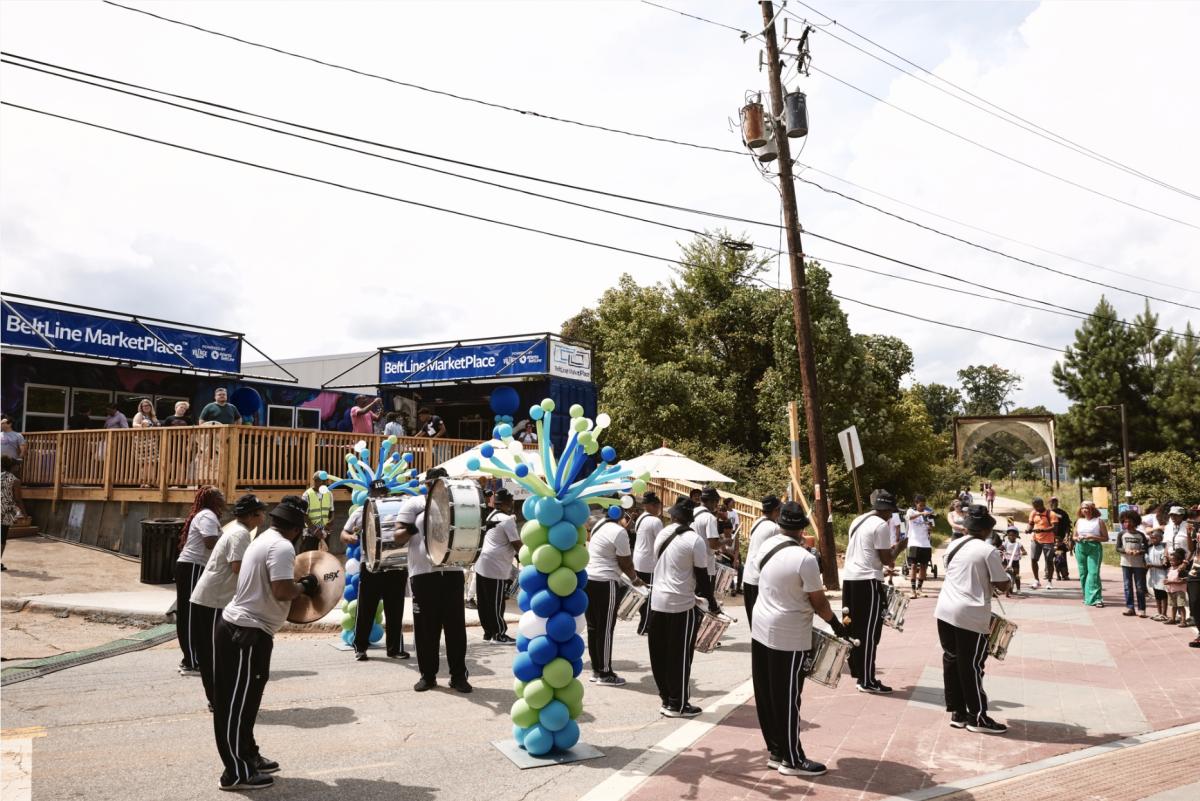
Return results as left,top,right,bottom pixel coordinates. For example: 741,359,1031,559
1,0,1196,414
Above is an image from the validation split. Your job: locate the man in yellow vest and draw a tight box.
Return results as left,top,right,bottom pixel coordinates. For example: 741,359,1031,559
299,471,334,553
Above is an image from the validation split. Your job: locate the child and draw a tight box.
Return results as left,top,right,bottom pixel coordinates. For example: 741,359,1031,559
1164,549,1189,626
1054,542,1071,581
1146,531,1169,621
1002,527,1026,596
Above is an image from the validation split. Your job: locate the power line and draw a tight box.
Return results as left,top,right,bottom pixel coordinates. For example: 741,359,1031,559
0,100,1069,358
791,1,1199,201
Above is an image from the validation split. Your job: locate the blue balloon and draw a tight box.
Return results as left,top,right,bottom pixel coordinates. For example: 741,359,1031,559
515,464,530,478
600,446,616,463
576,569,588,589
524,724,554,756
517,589,531,613
369,623,384,643
480,443,495,458
539,699,570,732
349,573,360,586
558,633,585,662
522,497,540,521
497,423,513,440
535,498,564,527
570,658,584,678
516,634,530,652
553,719,580,750
467,458,481,471
519,565,549,594
607,506,623,520
341,629,354,645
343,585,358,601
531,589,562,618
546,611,577,643
562,588,588,616
513,725,531,749
513,652,541,682
527,636,558,666
490,386,520,416
548,521,578,551
529,405,544,421
563,501,589,526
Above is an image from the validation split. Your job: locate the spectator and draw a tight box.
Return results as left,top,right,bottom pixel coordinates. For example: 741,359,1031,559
1,455,25,571
517,421,537,445
1054,542,1070,582
1001,526,1026,596
68,406,93,430
104,403,129,429
0,415,27,477
1146,529,1169,621
905,495,935,598
383,412,406,439
132,398,160,488
347,395,382,435
1073,501,1109,607
175,486,226,674
1164,549,1189,626
163,401,194,426
1026,497,1058,590
1115,509,1148,617
947,500,966,540
198,388,241,426
416,407,446,438
1049,496,1073,579
299,472,333,554
1163,506,1192,556
985,484,996,513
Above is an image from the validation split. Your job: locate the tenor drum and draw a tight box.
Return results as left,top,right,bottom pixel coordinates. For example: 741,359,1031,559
883,584,909,632
804,629,852,689
425,478,486,568
616,579,649,622
694,603,737,654
986,613,1018,660
713,563,737,599
362,496,410,573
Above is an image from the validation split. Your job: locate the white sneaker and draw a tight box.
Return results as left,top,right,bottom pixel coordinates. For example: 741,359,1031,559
1046,582,1054,590
1030,581,1041,590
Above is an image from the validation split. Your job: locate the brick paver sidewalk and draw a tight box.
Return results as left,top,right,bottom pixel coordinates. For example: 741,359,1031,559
624,560,1199,801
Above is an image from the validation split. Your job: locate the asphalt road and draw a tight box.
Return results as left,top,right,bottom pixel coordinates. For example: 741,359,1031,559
3,599,753,801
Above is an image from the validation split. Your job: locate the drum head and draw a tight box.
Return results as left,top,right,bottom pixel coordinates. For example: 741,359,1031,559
288,550,345,623
425,479,452,565
363,499,381,571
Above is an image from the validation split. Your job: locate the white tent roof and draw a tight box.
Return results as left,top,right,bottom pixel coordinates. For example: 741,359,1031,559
621,447,735,484
435,443,546,479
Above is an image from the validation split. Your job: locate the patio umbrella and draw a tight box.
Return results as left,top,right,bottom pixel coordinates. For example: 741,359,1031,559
434,443,546,479
620,447,735,484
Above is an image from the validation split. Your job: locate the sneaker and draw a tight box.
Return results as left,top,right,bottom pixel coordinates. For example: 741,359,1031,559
660,706,682,718
1030,581,1041,590
179,666,201,677
450,677,473,694
219,772,274,791
1046,582,1054,590
207,702,214,713
354,651,369,662
679,704,702,717
493,634,516,645
767,754,783,769
967,716,1008,735
778,758,827,776
387,650,410,659
413,676,438,692
465,599,478,609
254,756,280,774
949,712,969,729
588,674,601,683
857,682,893,694
596,673,626,687
481,636,493,644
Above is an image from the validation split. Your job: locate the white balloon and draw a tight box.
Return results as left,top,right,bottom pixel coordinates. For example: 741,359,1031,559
519,610,548,639
354,440,367,452
508,439,525,454
318,485,329,495
620,495,635,509
595,413,611,429
574,614,587,636
345,558,360,575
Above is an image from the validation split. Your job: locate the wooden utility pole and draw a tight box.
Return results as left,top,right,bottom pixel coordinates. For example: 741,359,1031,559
761,1,837,589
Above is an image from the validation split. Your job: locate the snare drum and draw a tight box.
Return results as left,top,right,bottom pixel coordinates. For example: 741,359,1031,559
425,478,486,568
804,629,852,689
883,583,909,632
362,496,410,573
694,602,737,653
616,579,649,622
986,613,1018,660
713,563,737,599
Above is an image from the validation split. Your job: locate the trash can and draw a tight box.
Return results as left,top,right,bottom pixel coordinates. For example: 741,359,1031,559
140,518,184,585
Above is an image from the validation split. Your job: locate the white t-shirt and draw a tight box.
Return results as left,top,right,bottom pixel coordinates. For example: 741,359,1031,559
631,512,664,575
191,520,253,609
692,508,720,576
397,494,463,577
842,513,892,581
1001,539,1024,566
588,520,631,582
905,507,932,549
750,534,823,651
222,528,296,636
650,524,708,614
888,513,904,546
1162,520,1189,553
934,536,1009,634
476,512,521,580
741,517,780,587
726,509,740,533
178,508,222,566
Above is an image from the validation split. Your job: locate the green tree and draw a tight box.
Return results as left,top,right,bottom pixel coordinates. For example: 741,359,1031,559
1129,450,1200,506
1151,323,1200,453
957,364,1022,415
910,382,962,434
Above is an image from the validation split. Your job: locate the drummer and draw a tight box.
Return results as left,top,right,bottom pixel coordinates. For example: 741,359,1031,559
586,507,644,686
211,496,321,791
397,467,472,694
934,503,1010,735
693,488,723,579
631,492,664,636
843,489,907,694
741,495,782,627
475,488,521,644
648,499,721,718
341,480,410,661
752,502,850,777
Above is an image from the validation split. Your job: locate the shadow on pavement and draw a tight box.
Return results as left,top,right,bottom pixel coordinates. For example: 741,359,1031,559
268,777,438,800
1002,718,1119,747
259,705,357,728
3,569,55,582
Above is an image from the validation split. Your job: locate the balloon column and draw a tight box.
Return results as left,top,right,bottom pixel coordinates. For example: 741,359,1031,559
466,399,649,756
319,436,424,647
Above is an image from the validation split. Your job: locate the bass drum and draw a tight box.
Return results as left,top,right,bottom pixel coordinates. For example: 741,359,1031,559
425,478,486,568
362,496,410,573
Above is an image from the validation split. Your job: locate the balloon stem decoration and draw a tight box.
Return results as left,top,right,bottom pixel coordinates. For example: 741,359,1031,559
467,400,649,757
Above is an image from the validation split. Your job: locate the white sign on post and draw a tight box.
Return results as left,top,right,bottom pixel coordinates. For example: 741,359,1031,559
838,426,864,471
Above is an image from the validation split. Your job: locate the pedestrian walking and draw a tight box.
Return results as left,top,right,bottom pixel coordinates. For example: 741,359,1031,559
1026,497,1058,590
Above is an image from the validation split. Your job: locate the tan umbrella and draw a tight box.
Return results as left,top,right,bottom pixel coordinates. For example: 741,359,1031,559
621,447,734,484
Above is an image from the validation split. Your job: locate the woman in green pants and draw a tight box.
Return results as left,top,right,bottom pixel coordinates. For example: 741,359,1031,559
1073,501,1109,606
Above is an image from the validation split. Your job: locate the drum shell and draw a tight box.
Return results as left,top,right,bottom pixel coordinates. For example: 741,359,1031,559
883,584,909,632
616,583,648,621
805,629,851,689
694,607,736,653
363,497,411,573
986,613,1018,660
425,478,486,567
713,563,737,599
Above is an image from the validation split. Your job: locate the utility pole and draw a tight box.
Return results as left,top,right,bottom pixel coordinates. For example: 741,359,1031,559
760,1,837,589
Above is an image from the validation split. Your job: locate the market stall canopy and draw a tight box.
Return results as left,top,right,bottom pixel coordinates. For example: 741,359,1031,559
435,443,546,479
621,447,734,484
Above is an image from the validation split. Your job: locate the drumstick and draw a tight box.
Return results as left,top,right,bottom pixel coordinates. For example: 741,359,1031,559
841,606,851,626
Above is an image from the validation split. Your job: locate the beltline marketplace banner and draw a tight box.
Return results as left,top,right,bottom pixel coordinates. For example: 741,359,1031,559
1,300,243,374
379,339,550,384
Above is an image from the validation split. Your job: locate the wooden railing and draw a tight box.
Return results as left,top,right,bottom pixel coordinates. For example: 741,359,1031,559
646,477,764,523
18,425,486,504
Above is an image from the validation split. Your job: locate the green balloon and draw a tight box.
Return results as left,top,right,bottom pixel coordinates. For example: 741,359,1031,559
554,678,584,707
542,657,573,689
346,599,358,616
511,698,538,728
523,678,554,709
541,398,556,412
532,544,563,573
632,479,647,495
561,545,589,572
577,526,588,546
514,678,527,698
521,521,549,549
375,606,384,623
340,613,354,631
519,544,533,567
566,697,584,719
547,566,578,596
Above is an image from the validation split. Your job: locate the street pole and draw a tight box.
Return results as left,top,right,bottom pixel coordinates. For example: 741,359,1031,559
1119,403,1131,499
760,1,837,589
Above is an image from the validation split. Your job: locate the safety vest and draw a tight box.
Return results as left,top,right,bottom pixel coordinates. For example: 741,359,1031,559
303,488,333,527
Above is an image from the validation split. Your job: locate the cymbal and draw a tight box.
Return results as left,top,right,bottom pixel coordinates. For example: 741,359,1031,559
288,550,346,624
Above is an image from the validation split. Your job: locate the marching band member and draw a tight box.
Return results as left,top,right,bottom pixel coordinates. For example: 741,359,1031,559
842,489,907,693
648,500,720,718
694,487,724,578
341,481,410,661
935,503,1010,734
740,495,782,627
751,502,850,777
630,492,664,635
212,496,319,791
475,488,521,644
586,508,643,686
398,468,472,693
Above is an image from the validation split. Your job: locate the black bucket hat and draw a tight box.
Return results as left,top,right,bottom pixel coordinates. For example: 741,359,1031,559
963,503,997,533
233,493,267,517
779,501,809,532
700,487,720,502
269,495,308,528
761,495,781,514
668,500,695,525
494,487,514,503
870,489,899,513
